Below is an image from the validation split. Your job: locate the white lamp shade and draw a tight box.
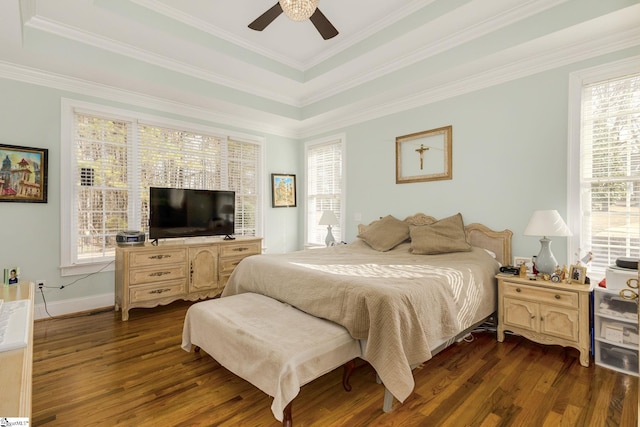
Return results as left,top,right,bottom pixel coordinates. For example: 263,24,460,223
523,210,572,237
318,211,339,226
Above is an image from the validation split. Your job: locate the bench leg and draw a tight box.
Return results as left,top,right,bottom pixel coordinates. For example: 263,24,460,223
383,388,394,413
283,401,292,427
342,359,356,392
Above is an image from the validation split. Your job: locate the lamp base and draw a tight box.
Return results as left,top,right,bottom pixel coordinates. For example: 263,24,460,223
535,236,558,275
325,225,335,247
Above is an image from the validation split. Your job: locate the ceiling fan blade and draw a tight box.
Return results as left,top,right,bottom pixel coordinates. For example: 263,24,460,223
309,8,338,40
248,3,283,31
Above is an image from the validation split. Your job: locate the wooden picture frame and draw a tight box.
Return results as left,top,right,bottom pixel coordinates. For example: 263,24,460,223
569,264,587,285
271,173,296,208
396,126,452,184
0,143,48,203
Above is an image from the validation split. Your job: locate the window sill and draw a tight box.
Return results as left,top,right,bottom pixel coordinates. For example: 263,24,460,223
60,260,115,277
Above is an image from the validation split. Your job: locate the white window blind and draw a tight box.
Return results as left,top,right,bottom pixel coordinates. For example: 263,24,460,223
580,73,640,275
66,108,261,268
306,138,344,245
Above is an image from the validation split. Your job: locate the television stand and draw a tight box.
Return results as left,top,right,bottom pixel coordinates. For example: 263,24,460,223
223,235,236,240
115,237,262,320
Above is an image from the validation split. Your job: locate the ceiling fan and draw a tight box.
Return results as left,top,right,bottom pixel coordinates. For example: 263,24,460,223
249,1,339,40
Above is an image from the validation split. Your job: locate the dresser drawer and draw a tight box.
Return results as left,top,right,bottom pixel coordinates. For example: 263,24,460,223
129,264,188,285
220,241,261,258
129,248,188,267
503,282,578,309
220,256,249,275
129,280,186,303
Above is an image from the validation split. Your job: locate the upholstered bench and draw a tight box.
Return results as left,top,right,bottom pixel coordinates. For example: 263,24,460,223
181,292,361,426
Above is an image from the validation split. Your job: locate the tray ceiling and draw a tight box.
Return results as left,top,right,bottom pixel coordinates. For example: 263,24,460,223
1,0,638,137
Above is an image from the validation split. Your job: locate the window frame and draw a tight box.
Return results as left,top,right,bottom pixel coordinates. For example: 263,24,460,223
304,134,346,247
60,99,265,276
567,56,640,281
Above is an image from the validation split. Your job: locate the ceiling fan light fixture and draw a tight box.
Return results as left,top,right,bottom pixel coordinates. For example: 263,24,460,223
279,0,319,22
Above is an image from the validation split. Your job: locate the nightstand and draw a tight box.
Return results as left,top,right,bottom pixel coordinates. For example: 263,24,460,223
496,274,592,367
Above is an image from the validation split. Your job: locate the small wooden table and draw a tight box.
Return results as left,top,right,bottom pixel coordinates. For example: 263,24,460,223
0,281,34,418
496,274,592,367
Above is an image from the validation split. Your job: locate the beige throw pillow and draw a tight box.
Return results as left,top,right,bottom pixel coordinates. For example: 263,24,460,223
357,215,410,251
409,213,472,255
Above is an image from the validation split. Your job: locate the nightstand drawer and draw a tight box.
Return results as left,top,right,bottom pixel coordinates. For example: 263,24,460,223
503,282,578,308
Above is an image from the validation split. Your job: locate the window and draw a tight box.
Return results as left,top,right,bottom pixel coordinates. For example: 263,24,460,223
568,61,640,280
305,135,345,246
61,100,263,275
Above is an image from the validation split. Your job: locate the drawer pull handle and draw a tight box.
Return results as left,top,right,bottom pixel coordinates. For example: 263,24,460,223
149,254,171,260
150,288,171,294
233,247,249,252
149,271,171,277
516,288,521,292
555,295,561,300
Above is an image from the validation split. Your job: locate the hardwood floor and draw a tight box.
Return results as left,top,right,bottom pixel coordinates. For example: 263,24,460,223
32,301,638,426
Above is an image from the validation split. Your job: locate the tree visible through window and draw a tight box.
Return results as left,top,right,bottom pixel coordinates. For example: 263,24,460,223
306,137,344,246
578,72,640,276
63,104,262,269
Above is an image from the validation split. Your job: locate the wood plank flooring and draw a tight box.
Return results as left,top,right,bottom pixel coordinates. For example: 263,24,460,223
32,301,638,426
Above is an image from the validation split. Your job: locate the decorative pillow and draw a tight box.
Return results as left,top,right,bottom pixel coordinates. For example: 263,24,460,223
357,215,410,251
409,213,472,255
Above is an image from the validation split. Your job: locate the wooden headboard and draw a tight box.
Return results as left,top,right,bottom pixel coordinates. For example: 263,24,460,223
403,213,513,266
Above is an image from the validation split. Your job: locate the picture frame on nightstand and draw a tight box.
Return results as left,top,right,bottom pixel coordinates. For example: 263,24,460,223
513,256,532,273
569,264,587,284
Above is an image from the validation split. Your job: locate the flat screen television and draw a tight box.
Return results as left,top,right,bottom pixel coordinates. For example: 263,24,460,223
149,187,235,241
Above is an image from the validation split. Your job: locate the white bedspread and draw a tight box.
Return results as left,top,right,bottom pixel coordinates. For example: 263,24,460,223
181,293,361,421
221,240,499,403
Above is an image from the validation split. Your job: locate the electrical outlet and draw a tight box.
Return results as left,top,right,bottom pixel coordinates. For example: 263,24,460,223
36,280,45,289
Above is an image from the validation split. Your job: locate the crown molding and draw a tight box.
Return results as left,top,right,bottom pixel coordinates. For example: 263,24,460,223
129,0,307,71
24,15,302,107
0,60,299,138
18,0,578,112
300,0,434,69
299,0,568,106
298,26,640,138
1,18,638,140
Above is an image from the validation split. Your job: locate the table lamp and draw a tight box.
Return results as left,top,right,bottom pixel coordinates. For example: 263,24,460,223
523,210,572,275
318,211,338,246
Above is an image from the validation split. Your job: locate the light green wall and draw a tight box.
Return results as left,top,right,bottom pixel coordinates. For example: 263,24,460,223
0,78,298,308
1,47,638,312
307,47,640,267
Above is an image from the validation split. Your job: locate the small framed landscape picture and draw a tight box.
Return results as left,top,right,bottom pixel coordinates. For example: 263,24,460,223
271,173,296,208
569,264,587,285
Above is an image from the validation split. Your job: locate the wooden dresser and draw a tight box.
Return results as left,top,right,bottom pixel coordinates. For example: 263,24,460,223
0,281,34,418
115,237,261,320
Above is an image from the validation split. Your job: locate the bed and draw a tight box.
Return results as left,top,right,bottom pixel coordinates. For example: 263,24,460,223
218,213,512,407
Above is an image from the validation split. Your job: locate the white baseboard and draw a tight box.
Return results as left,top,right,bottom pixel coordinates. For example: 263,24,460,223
35,292,115,320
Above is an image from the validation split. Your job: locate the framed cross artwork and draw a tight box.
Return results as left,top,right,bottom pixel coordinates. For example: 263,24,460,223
395,126,452,184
